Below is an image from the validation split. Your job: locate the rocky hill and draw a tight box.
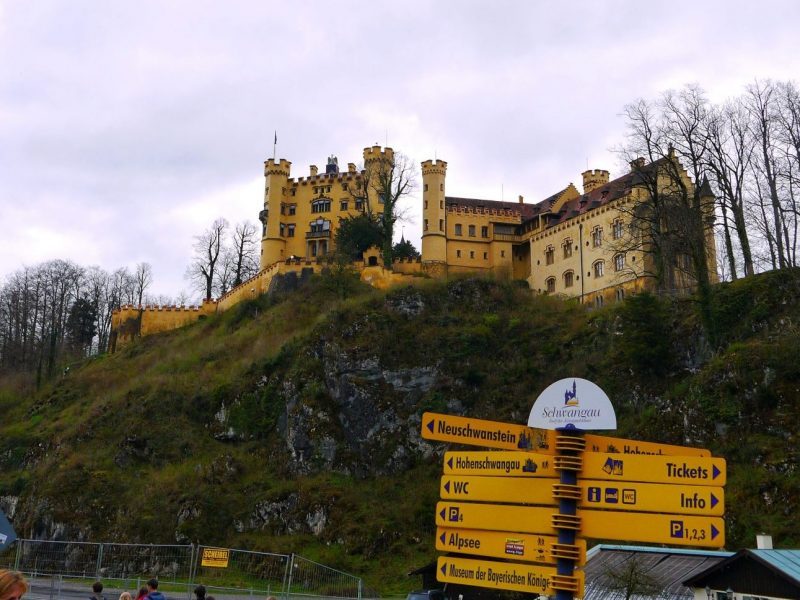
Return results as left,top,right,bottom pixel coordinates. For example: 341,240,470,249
1,269,799,592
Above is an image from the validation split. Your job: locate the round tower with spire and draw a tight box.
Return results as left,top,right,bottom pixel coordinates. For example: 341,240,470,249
421,158,448,264
260,158,291,269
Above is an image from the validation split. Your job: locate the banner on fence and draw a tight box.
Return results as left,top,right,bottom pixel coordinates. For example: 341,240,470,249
201,547,230,568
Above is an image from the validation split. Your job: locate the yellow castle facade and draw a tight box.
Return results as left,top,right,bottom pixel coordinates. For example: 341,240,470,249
111,144,717,349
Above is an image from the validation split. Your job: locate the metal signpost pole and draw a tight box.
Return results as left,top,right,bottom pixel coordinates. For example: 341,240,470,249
552,428,585,600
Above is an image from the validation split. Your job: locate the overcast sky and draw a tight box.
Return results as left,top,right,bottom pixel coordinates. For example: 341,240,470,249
2,1,799,300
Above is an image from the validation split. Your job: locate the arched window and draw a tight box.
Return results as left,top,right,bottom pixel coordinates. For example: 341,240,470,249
593,260,604,278
563,270,574,288
311,199,331,213
592,226,603,247
562,238,573,258
612,218,624,240
614,253,625,272
545,245,555,265
546,277,556,293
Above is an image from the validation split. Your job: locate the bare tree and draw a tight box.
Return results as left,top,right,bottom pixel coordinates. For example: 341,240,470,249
186,218,228,300
133,262,153,307
230,221,260,286
350,152,415,267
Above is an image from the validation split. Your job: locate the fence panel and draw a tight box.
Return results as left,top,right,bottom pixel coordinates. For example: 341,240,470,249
15,539,101,577
193,546,290,597
99,543,194,583
286,554,362,600
0,542,16,570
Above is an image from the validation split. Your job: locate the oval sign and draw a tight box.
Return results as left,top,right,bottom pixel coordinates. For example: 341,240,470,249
528,378,616,431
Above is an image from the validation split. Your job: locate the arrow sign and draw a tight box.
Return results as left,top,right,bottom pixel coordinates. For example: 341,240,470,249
440,475,558,506
443,451,558,478
436,527,586,566
436,556,583,596
582,453,726,486
436,502,557,535
581,509,725,548
422,411,710,457
578,480,725,516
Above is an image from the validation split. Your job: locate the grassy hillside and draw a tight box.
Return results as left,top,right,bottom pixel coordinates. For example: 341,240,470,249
1,269,799,593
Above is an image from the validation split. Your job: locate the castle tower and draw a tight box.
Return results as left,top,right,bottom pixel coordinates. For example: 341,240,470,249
581,169,610,194
260,158,291,269
362,145,395,208
421,158,448,263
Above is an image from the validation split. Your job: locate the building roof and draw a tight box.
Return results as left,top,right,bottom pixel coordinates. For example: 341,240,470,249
583,544,733,600
446,185,577,221
683,549,800,588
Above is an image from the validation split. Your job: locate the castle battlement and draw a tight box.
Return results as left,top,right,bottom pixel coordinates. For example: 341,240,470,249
264,158,292,177
447,205,520,217
363,145,394,164
421,159,448,176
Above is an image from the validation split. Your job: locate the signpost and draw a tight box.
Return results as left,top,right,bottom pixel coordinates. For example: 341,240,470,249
436,527,587,565
581,453,726,486
443,451,558,478
436,556,583,596
0,509,16,552
422,378,727,600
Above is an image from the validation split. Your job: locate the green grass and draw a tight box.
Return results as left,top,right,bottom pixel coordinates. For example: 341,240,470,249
2,270,800,592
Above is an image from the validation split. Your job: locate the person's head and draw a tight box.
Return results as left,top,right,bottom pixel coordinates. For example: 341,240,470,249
0,570,28,600
137,586,148,599
146,579,158,593
120,593,132,600
92,582,104,594
193,585,206,600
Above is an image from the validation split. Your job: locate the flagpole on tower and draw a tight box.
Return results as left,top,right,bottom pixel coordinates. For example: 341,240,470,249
273,131,277,161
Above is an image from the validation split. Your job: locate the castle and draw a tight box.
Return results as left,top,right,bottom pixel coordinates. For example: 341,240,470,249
110,145,718,349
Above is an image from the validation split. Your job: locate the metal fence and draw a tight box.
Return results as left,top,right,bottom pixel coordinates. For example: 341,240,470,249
0,540,367,600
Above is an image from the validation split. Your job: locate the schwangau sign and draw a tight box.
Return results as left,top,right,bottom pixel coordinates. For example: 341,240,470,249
528,377,617,430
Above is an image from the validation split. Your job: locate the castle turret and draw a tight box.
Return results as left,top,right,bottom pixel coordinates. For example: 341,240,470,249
421,158,448,263
260,158,291,269
581,169,610,194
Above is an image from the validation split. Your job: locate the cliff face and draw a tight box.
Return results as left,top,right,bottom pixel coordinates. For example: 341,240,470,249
1,271,799,590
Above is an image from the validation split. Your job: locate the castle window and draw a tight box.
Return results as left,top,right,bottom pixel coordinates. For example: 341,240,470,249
483,252,488,260
356,200,364,211
424,184,429,192
340,200,348,211
326,186,332,193
287,224,295,237
613,219,624,240
288,204,296,216
545,246,554,265
616,287,625,301
501,250,505,258
424,219,429,231
470,250,475,259
280,205,286,215
564,270,574,288
439,219,444,231
280,223,285,236
546,277,556,294
291,189,296,196
592,226,603,247
309,218,330,233
456,249,461,258
593,260,605,278
342,182,348,191
614,253,625,272
424,200,428,209
468,225,476,237
455,224,463,236
440,201,444,209
312,199,331,213
440,183,444,191
481,226,489,238
595,295,604,308
563,238,573,258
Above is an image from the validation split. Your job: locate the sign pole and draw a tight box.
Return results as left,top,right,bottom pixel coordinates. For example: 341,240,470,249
552,428,586,600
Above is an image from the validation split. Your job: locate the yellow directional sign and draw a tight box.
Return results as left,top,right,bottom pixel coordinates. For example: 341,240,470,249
436,502,557,535
436,556,583,596
436,527,586,566
440,475,557,505
439,476,724,516
443,451,557,478
581,509,725,548
578,480,724,516
584,433,710,457
422,412,556,453
582,453,726,486
422,411,710,457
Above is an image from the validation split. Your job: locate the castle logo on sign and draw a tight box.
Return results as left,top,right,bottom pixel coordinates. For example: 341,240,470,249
528,378,617,431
